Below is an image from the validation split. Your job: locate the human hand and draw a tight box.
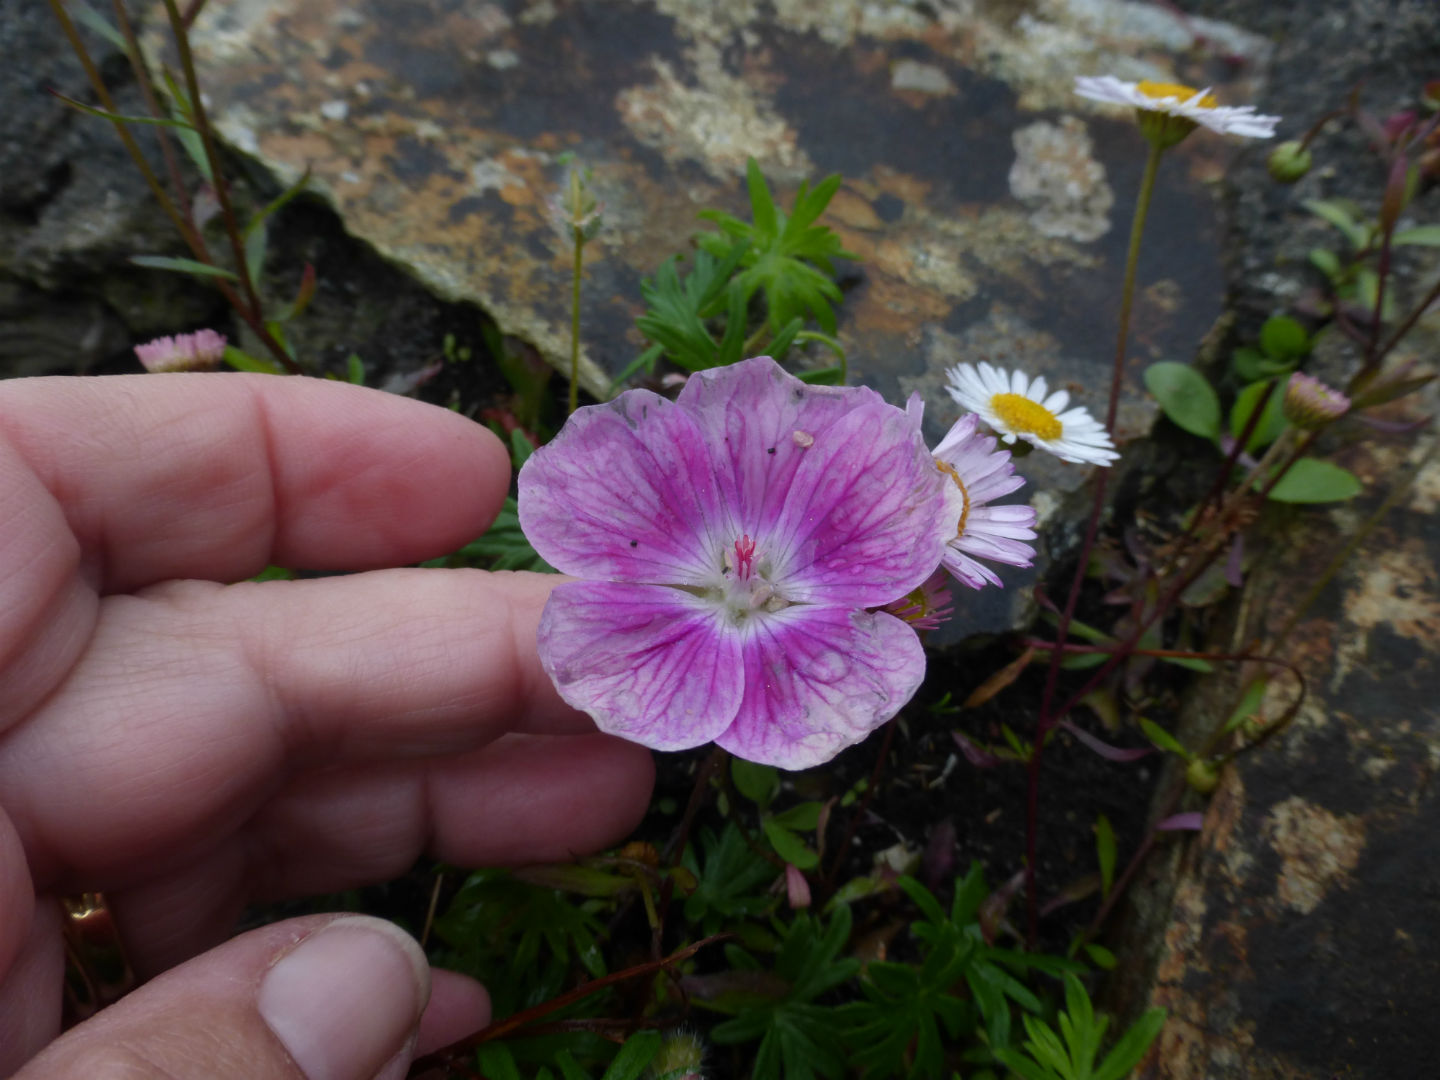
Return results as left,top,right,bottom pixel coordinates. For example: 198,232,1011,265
0,374,655,1078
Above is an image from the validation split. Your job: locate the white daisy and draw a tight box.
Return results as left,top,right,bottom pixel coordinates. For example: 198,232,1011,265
1074,75,1280,145
946,362,1119,467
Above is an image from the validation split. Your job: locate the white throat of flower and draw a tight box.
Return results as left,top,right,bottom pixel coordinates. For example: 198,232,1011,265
715,534,791,624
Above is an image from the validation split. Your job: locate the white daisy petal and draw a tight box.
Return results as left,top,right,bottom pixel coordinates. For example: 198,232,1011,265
944,363,1119,468
1074,74,1279,141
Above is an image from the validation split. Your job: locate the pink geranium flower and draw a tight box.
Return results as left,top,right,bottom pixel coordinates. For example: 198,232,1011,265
518,356,959,769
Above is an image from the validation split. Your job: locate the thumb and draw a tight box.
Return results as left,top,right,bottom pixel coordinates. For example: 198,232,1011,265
17,914,431,1080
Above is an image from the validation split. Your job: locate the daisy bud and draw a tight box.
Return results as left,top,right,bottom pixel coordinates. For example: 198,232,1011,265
1267,140,1313,184
651,1030,706,1080
1282,372,1350,430
134,329,227,372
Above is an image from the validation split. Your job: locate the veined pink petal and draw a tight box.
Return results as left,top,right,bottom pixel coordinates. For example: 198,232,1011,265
537,581,744,750
518,390,734,584
677,357,888,539
767,401,949,607
716,606,925,769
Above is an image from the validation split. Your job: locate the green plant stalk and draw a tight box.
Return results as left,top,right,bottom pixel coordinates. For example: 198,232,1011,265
47,0,301,374
160,0,262,321
1025,138,1163,945
569,225,583,414
110,0,192,224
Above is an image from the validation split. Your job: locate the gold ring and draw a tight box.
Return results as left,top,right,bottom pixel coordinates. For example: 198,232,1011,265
60,892,134,1024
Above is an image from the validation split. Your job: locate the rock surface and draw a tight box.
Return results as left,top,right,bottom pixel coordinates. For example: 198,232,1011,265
154,0,1275,635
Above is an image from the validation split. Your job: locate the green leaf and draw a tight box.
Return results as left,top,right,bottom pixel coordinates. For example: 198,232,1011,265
69,0,128,50
1222,677,1270,736
131,255,238,280
475,1043,524,1080
1392,224,1440,247
764,820,820,870
1092,1008,1166,1080
1259,316,1309,360
731,758,779,807
223,346,285,374
1307,248,1343,281
1138,718,1191,761
1084,943,1117,970
1229,378,1288,452
1267,458,1362,503
244,221,268,284
1160,655,1214,673
345,353,366,385
48,91,199,130
771,801,823,831
510,428,536,468
598,1031,662,1080
1144,362,1221,439
1303,198,1369,249
1094,814,1116,900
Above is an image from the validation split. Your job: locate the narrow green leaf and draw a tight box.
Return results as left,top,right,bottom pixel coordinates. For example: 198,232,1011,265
745,157,779,239
131,255,238,280
1138,718,1191,760
345,353,365,385
1094,814,1116,900
1222,678,1270,735
223,346,285,374
1144,362,1221,439
1084,943,1117,970
1303,198,1368,249
244,224,268,284
1308,248,1343,280
509,428,536,467
48,91,198,130
69,0,128,50
1267,458,1362,503
1092,1008,1167,1080
1392,224,1440,247
1160,655,1214,673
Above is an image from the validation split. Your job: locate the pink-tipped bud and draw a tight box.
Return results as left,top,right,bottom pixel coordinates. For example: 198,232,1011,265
785,863,812,909
134,329,227,372
1283,372,1351,430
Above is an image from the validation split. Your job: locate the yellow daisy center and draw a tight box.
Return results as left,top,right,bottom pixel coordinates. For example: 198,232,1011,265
1137,80,1217,109
935,459,971,539
991,393,1063,442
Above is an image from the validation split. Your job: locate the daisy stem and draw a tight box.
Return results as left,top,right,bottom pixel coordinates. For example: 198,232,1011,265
569,225,584,415
1023,138,1164,947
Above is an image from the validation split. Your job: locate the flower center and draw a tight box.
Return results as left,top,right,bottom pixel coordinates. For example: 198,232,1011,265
935,459,971,539
717,534,789,623
991,393,1063,441
1136,80,1217,109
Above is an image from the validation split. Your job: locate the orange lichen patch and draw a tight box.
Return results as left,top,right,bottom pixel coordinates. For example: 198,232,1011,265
825,188,885,230
846,277,951,335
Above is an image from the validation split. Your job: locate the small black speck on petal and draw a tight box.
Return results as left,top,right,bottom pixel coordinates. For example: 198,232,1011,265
767,447,776,455
629,540,638,547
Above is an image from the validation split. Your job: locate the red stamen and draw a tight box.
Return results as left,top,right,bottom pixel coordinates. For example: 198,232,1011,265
733,535,756,580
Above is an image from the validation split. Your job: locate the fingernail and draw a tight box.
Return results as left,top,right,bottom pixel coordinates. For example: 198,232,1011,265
258,916,429,1080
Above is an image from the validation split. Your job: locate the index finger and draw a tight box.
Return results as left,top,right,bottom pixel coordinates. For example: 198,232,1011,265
0,373,510,593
